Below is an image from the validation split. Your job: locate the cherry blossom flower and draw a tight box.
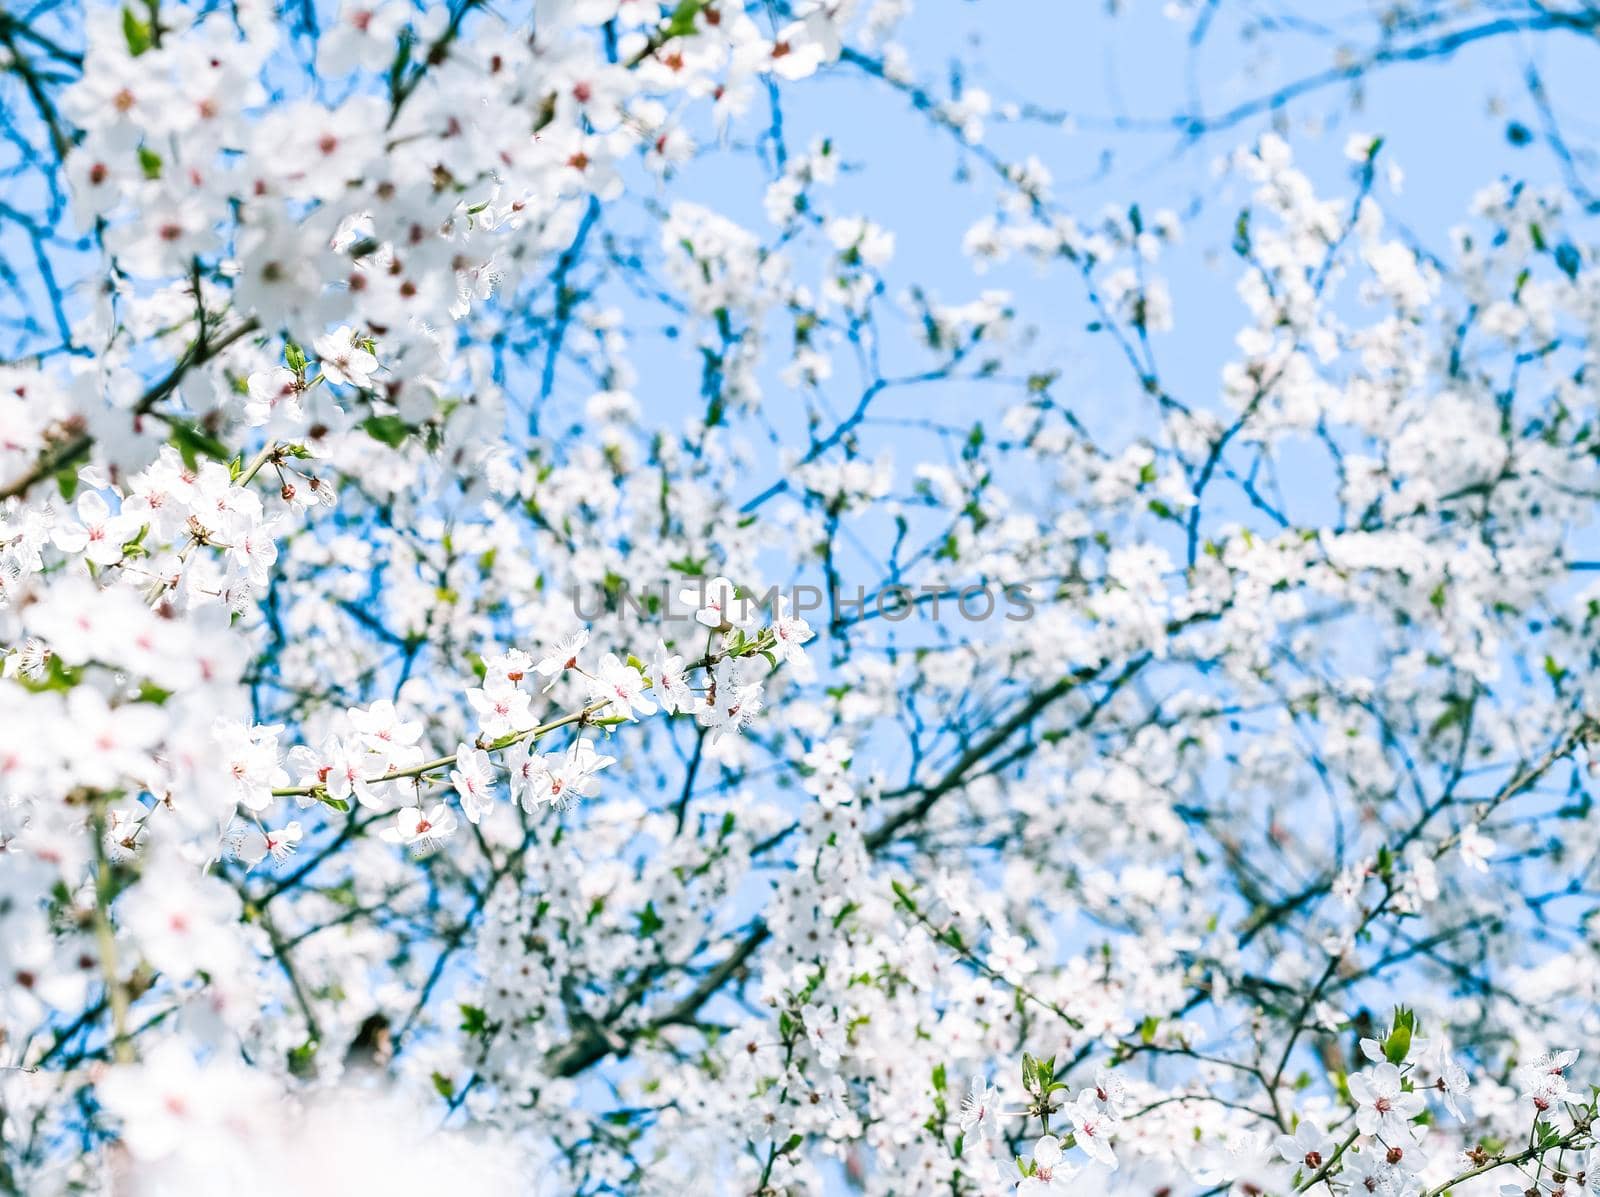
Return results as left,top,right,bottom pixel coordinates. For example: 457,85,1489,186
1349,1062,1426,1140
234,821,303,868
291,736,388,810
801,1004,846,1067
649,640,696,715
381,804,459,855
533,630,590,690
312,325,379,389
1459,823,1496,872
1090,1067,1129,1118
764,21,829,82
118,859,245,981
1342,1146,1420,1196
51,491,137,566
1213,1131,1293,1196
484,648,535,688
348,699,423,757
467,678,534,738
1516,1049,1579,1112
96,1042,231,1160
587,652,656,720
505,737,615,811
768,595,816,668
697,656,764,744
1275,1119,1334,1173
243,367,305,429
1017,1135,1079,1193
449,745,496,824
1066,1093,1118,1168
678,575,754,630
1403,1035,1473,1123
319,0,410,75
214,718,290,811
59,686,164,790
958,1075,1003,1140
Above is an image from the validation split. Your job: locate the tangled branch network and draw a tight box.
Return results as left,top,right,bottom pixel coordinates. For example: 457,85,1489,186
5,0,1600,1193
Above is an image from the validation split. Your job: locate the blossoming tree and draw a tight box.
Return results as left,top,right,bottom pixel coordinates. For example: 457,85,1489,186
2,0,1600,1194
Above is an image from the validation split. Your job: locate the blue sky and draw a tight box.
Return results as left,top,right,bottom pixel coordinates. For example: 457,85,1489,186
556,0,1600,586
673,0,1590,409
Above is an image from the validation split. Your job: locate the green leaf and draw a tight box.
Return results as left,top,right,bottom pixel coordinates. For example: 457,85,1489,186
20,656,82,694
1383,1023,1411,1065
169,422,230,468
637,901,664,937
1383,1007,1415,1065
122,7,152,55
662,2,705,39
361,414,412,448
459,1003,489,1037
386,28,414,98
137,146,163,180
286,1040,318,1078
1021,1051,1040,1095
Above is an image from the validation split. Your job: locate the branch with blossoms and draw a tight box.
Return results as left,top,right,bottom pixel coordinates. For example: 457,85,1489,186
955,1015,1600,1196
921,716,1600,1195
234,577,812,860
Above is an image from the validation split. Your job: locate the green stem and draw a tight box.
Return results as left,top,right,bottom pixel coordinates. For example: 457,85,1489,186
89,804,133,1064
